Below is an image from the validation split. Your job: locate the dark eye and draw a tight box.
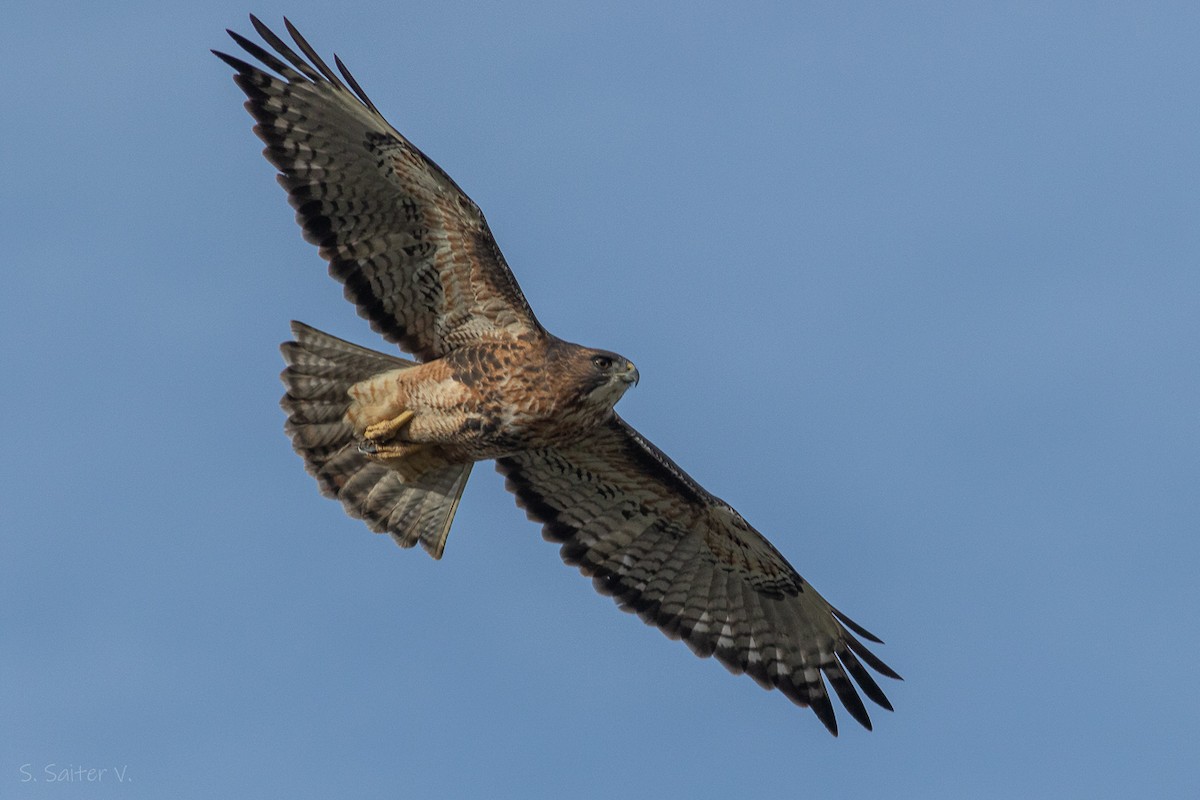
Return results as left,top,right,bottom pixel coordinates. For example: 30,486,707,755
591,355,613,370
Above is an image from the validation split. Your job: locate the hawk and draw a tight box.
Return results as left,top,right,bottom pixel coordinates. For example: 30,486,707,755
215,16,901,735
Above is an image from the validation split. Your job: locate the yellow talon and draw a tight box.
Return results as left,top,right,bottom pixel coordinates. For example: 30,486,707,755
362,441,428,460
358,439,440,483
364,409,415,442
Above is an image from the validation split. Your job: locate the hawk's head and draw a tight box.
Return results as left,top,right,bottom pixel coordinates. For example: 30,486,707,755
553,342,639,414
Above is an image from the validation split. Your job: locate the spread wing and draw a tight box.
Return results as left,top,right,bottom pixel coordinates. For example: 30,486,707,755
215,17,544,362
496,417,901,735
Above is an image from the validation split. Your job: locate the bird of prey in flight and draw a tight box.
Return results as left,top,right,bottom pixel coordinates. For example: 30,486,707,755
215,16,900,735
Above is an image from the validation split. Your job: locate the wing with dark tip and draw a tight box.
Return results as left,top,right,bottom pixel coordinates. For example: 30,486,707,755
496,416,901,735
215,17,545,362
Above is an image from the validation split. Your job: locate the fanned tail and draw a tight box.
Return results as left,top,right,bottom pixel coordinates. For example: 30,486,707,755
279,321,472,558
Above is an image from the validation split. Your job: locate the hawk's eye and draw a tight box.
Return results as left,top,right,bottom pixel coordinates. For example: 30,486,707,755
591,355,614,370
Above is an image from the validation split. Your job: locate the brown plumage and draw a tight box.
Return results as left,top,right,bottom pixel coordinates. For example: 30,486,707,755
216,16,901,735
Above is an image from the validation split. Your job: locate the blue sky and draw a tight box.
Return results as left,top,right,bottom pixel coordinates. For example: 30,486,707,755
4,1,1199,797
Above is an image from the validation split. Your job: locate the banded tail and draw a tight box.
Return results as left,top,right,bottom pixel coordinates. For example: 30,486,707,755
280,321,472,559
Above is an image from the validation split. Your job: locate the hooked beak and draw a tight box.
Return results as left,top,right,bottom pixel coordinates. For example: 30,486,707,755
622,360,640,387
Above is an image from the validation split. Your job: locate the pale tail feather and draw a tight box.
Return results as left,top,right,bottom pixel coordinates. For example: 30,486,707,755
279,321,472,558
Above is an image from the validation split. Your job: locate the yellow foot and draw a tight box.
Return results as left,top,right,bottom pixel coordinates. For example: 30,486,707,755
363,409,415,442
358,438,441,483
358,408,431,472
359,440,428,459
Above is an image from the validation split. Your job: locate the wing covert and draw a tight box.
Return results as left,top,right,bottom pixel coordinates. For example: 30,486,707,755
215,17,544,361
496,416,900,735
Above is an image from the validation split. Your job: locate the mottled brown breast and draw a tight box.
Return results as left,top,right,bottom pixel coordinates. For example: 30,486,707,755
347,335,633,472
441,337,626,454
